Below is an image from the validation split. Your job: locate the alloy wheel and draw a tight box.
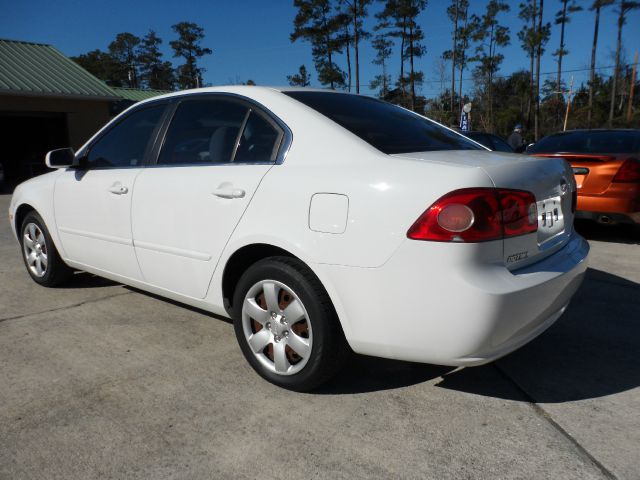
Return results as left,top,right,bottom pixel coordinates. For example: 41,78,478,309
23,222,48,278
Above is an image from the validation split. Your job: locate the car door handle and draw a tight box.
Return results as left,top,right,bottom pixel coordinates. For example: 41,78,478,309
212,187,245,199
108,185,129,195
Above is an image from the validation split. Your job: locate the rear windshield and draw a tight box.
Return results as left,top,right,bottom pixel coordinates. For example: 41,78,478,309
284,91,481,155
528,130,640,154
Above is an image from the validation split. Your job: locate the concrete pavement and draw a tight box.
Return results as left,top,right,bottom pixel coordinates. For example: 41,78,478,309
1,194,638,479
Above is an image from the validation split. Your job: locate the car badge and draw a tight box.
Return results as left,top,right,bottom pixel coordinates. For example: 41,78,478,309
560,178,568,194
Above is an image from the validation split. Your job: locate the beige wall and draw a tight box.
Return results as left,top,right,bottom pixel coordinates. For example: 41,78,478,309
0,95,112,148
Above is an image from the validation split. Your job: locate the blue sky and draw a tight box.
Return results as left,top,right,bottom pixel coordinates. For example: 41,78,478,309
2,0,639,98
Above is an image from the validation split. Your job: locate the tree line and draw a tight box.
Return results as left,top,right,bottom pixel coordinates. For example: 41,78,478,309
288,0,640,139
72,22,212,91
70,2,639,140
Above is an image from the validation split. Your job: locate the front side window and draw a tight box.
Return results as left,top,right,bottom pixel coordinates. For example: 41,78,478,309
158,99,249,165
284,91,481,155
86,104,165,168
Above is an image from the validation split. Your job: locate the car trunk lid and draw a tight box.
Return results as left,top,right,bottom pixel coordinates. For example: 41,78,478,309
530,153,626,195
394,151,575,269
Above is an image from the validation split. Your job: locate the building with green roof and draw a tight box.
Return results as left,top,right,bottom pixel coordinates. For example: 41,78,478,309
0,39,169,189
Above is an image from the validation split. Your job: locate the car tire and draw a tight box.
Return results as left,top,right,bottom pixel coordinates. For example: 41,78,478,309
232,256,349,392
20,211,73,287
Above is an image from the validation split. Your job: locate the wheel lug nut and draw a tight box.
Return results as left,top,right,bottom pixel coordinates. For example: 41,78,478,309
283,331,289,337
274,335,281,342
266,322,271,329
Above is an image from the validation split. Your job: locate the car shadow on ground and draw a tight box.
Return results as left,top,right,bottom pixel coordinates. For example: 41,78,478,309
318,268,639,400
56,271,120,289
120,266,639,399
124,286,233,325
575,219,640,245
316,355,455,394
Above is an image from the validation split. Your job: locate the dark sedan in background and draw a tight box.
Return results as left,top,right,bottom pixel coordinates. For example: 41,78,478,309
460,131,514,152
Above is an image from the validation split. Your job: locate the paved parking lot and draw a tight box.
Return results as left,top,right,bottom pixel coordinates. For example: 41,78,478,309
1,193,639,480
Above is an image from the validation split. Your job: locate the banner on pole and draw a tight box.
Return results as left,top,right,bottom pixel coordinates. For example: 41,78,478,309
460,110,469,131
460,103,472,132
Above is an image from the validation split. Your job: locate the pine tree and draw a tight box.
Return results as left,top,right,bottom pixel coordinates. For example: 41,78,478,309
377,0,426,111
443,0,471,117
169,22,212,90
108,32,141,88
337,0,372,93
471,0,510,132
609,0,640,126
137,30,175,90
287,65,312,86
291,0,345,89
518,0,538,130
335,11,353,91
371,34,393,98
588,1,614,127
553,0,582,97
534,0,551,140
71,49,123,87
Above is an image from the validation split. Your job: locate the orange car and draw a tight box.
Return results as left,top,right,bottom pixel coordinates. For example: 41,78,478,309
527,129,640,225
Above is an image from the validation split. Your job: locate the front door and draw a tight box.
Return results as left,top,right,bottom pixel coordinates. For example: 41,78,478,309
54,103,166,280
131,97,284,298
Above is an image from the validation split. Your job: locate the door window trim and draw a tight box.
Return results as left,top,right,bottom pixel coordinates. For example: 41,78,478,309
149,92,292,168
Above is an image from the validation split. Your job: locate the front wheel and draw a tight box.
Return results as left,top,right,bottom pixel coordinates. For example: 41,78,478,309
232,257,349,391
20,211,73,287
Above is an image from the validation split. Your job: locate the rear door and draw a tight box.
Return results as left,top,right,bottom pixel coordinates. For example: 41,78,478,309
131,96,285,299
54,103,166,279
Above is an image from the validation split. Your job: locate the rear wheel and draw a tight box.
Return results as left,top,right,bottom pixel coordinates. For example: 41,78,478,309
20,211,73,287
232,257,348,391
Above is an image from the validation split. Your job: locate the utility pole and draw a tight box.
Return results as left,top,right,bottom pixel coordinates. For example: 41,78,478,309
627,51,639,122
563,76,574,131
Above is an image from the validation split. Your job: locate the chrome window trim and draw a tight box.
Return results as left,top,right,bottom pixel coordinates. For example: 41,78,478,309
231,109,252,162
151,92,292,167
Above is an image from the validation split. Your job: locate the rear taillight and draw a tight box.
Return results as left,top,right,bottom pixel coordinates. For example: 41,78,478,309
613,158,640,182
407,188,538,242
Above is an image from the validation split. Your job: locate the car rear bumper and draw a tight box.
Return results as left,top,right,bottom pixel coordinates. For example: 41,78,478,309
577,183,640,224
575,210,640,225
317,232,589,366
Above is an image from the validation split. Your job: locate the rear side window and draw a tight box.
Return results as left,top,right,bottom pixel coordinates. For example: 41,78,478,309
529,131,640,154
235,111,282,163
86,104,165,168
284,91,480,154
158,99,248,165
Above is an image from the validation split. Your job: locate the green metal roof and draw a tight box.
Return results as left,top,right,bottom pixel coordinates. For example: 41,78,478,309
0,38,119,99
111,87,170,102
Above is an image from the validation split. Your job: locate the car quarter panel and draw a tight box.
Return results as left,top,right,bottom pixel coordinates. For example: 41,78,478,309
311,231,589,364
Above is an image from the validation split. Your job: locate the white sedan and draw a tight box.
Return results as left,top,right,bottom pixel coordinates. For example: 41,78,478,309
8,87,589,391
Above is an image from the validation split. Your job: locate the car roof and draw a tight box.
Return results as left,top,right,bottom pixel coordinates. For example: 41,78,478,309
138,85,350,103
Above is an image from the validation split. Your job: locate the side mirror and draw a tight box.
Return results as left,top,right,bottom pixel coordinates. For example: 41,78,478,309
45,148,76,168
